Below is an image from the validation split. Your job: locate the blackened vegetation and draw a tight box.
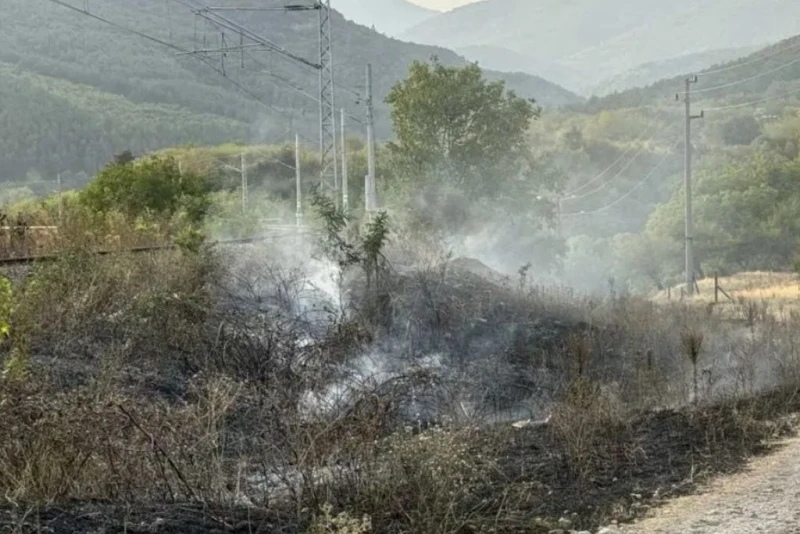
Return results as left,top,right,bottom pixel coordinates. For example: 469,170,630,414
1,232,800,533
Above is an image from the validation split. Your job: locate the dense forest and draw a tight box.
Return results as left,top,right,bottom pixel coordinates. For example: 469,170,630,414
0,0,579,183
0,62,248,183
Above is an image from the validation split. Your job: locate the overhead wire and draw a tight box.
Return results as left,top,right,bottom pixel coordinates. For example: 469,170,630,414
699,39,800,76
43,0,316,144
693,53,800,94
560,104,681,200
563,38,800,217
561,140,680,217
702,85,800,111
169,0,366,123
240,49,365,125
168,0,320,70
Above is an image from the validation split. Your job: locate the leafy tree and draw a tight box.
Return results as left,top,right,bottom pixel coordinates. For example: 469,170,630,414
80,155,210,225
310,188,390,289
717,115,761,146
646,147,800,275
610,233,681,291
385,59,567,270
386,59,542,200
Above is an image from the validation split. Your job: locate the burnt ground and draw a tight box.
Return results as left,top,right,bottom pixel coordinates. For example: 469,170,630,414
3,390,799,534
479,389,800,532
0,502,293,534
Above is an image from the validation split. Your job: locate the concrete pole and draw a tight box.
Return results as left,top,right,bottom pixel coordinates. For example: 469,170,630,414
684,78,693,296
56,173,63,225
366,63,377,212
341,108,349,211
241,152,248,213
296,134,303,227
683,76,703,296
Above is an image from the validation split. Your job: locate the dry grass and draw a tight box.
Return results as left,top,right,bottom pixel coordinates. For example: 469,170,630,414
653,271,800,320
1,231,800,533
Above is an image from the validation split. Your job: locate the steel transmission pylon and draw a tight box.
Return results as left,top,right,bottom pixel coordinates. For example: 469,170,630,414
318,0,338,195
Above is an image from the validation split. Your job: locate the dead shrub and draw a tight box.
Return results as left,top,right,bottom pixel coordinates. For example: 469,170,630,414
549,377,629,482
0,371,262,506
320,426,493,534
681,329,705,405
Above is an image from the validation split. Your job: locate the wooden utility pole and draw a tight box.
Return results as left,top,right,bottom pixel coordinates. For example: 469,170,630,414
679,76,703,296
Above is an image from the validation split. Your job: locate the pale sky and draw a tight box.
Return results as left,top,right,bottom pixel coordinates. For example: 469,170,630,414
408,0,479,11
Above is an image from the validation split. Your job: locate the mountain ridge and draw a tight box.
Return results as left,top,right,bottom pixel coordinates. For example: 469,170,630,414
582,33,800,113
402,0,800,94
332,0,437,37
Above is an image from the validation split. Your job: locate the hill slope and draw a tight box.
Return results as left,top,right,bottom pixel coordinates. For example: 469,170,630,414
332,0,437,37
0,62,248,183
585,34,800,112
403,0,800,94
454,44,585,90
0,0,579,183
589,47,759,96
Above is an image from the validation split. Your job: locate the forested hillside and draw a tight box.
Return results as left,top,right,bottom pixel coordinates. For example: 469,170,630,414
589,47,758,96
536,33,800,291
0,0,578,183
0,62,248,183
585,34,800,112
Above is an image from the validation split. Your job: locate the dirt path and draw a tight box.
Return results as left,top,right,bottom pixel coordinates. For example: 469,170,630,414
612,437,800,534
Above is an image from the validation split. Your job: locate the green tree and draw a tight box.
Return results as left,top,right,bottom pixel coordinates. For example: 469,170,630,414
80,155,210,224
610,233,681,291
386,59,542,199
647,148,800,275
716,115,761,146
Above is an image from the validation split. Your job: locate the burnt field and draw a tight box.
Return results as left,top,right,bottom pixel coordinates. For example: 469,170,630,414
1,237,800,533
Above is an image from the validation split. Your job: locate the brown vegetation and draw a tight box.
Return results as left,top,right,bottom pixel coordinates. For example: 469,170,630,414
0,227,799,534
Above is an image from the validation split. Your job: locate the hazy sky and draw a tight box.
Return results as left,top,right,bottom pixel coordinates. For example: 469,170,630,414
408,0,479,11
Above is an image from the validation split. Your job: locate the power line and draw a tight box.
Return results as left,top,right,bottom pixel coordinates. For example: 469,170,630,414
168,0,364,126
45,0,184,52
175,0,364,102
168,0,320,70
561,112,680,201
240,49,365,125
172,0,342,193
564,45,800,216
693,53,800,94
42,0,315,143
700,39,800,77
561,140,679,217
703,85,800,111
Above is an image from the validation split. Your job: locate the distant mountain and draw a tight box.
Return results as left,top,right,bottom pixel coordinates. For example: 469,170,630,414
455,45,584,90
0,0,579,182
402,0,800,94
332,0,437,38
590,47,759,96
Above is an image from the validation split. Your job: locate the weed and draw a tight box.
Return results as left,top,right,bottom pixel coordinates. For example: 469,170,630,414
682,329,705,405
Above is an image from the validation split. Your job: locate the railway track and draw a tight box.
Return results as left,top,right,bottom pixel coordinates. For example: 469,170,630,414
0,227,315,267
